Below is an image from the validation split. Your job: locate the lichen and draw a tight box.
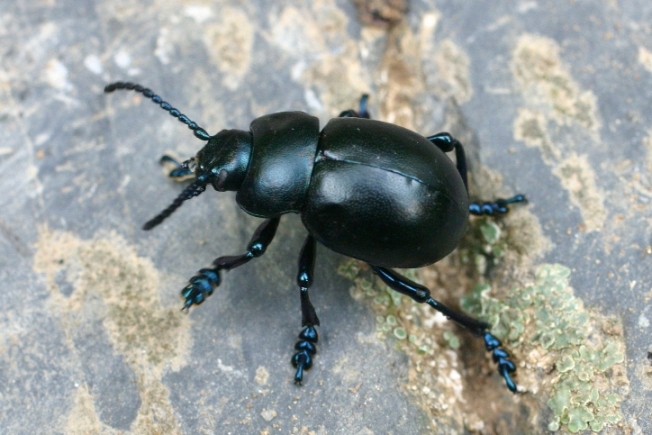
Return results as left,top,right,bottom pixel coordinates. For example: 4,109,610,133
338,261,453,351
336,259,464,426
336,194,626,434
459,218,512,275
460,264,628,433
34,226,191,434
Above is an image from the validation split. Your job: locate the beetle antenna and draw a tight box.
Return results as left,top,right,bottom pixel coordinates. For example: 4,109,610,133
142,175,209,230
104,82,211,141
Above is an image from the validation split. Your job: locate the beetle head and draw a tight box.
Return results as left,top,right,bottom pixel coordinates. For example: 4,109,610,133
142,129,252,231
192,129,252,192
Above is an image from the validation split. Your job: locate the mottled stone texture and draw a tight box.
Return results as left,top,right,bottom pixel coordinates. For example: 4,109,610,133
0,0,650,434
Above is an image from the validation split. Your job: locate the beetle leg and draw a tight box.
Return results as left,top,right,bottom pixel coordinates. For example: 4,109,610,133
371,265,518,393
427,132,469,191
427,133,528,215
469,195,527,216
179,217,280,310
160,154,194,180
338,94,371,119
292,235,320,385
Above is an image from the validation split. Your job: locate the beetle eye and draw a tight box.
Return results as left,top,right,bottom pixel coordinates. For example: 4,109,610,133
214,169,228,191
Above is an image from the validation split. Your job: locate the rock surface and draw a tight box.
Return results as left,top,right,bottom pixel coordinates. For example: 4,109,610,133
1,0,650,434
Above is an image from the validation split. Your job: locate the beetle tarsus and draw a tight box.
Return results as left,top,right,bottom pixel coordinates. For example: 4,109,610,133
179,267,221,308
469,194,527,216
179,218,280,309
484,332,518,393
290,236,320,384
292,326,318,384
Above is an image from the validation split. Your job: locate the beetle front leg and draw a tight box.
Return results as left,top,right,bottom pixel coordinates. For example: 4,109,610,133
370,265,518,393
180,217,280,310
291,235,320,384
160,154,194,179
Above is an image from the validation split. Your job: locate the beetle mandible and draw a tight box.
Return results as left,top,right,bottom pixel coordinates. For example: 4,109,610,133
105,82,526,392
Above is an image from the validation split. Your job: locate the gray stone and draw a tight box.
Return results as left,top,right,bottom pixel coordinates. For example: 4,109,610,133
1,0,650,433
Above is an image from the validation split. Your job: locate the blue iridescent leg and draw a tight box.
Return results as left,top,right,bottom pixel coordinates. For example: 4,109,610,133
485,334,517,392
371,265,518,393
180,217,280,310
292,235,320,385
427,132,469,190
160,155,194,179
469,195,527,216
427,133,527,214
338,94,371,119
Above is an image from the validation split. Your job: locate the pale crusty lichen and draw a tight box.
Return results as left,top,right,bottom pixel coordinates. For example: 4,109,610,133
512,35,607,233
34,226,191,435
459,214,628,434
340,209,628,434
512,34,599,131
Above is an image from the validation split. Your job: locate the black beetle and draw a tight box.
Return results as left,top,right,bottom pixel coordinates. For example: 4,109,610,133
105,82,525,392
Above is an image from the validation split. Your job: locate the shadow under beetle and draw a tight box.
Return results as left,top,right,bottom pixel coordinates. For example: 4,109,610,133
105,82,526,392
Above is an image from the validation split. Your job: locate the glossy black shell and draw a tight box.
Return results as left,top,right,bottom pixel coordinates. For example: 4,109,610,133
237,112,320,216
236,114,469,269
302,118,469,268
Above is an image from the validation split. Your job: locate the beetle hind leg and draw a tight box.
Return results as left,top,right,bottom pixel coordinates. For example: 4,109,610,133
371,265,518,393
180,217,280,310
292,235,320,385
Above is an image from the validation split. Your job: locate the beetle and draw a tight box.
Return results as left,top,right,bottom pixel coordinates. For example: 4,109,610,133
104,81,526,392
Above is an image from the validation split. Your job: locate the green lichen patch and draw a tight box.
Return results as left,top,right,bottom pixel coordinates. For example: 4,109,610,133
459,217,515,276
460,264,628,433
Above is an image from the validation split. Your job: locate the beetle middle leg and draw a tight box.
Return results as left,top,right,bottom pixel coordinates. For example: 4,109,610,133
179,217,280,310
427,132,527,215
338,94,370,119
468,195,527,216
371,265,518,393
291,235,320,384
339,94,527,216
